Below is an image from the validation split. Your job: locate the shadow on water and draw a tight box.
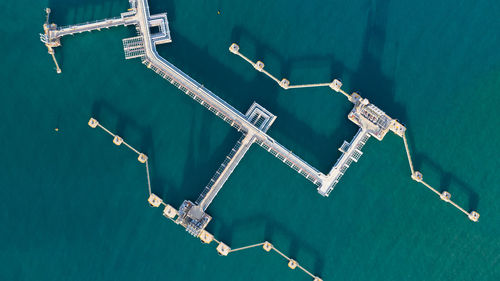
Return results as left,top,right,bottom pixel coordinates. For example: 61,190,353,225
230,26,351,85
46,0,176,26
154,0,409,172
58,0,478,273
47,0,124,25
148,0,176,22
349,0,406,120
90,99,177,201
212,214,326,276
176,117,241,207
158,32,361,173
159,0,480,271
407,147,479,211
90,98,242,208
356,0,479,210
44,0,137,70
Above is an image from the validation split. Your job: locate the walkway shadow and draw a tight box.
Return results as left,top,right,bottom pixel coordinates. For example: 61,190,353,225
47,0,124,26
90,99,176,200
401,114,479,210
349,0,407,120
212,214,326,276
155,0,406,173
45,0,138,70
148,0,176,22
67,0,477,260
412,151,479,211
90,99,242,209
158,32,360,172
230,25,353,84
173,117,240,207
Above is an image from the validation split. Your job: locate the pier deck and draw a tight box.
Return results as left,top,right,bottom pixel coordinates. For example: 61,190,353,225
55,16,135,37
45,0,482,279
196,133,255,211
43,0,480,247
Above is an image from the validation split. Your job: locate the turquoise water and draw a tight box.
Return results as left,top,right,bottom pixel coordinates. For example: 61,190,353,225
1,0,499,280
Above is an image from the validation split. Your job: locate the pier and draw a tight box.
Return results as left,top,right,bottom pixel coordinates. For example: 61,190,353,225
230,44,479,221
196,134,254,211
89,118,322,280
42,0,480,279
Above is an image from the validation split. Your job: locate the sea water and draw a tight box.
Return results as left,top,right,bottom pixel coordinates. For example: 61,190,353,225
0,0,499,280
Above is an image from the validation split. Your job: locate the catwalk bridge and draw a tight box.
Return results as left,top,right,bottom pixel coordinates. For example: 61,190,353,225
41,0,480,280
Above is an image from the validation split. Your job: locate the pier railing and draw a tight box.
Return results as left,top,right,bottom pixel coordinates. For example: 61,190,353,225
45,4,481,279
51,0,482,279
88,117,324,281
196,134,254,211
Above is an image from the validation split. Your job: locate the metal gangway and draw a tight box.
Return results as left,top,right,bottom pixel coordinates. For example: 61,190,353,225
196,133,255,211
42,1,482,280
42,0,480,240
54,16,136,37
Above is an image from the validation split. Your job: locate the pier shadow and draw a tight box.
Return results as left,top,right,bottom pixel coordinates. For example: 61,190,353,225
45,0,135,70
158,32,361,173
148,0,176,22
90,99,243,209
400,114,479,210
349,0,407,120
63,0,478,260
155,0,406,174
90,99,176,200
229,25,352,86
47,0,125,26
431,155,480,211
355,0,479,210
406,145,479,211
173,117,241,207
212,214,326,276
46,0,176,26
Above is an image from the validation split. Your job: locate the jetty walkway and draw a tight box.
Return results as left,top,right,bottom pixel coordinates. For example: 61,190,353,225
229,43,480,222
41,0,480,279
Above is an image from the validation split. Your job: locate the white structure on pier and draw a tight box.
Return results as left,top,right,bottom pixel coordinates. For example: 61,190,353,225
231,44,479,221
43,0,479,244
